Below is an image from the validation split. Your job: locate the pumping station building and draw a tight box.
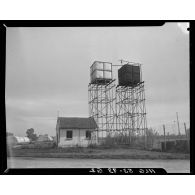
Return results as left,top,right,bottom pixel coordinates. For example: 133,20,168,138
56,117,98,147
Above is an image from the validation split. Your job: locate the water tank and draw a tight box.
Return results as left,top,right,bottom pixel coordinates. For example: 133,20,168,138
118,64,140,86
90,61,112,84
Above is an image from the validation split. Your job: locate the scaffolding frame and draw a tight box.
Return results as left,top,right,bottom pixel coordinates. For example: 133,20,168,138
88,80,116,141
88,61,147,146
115,82,147,146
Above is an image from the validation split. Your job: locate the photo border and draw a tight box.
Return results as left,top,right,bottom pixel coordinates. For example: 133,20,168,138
0,20,193,175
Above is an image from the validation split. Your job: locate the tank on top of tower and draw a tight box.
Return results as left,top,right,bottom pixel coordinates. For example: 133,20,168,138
118,64,141,86
90,61,112,84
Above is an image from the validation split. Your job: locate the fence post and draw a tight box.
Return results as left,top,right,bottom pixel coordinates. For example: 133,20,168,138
129,129,131,145
144,128,147,150
163,124,166,151
184,122,189,152
176,112,181,136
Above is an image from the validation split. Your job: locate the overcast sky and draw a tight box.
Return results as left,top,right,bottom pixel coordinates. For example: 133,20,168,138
6,23,189,136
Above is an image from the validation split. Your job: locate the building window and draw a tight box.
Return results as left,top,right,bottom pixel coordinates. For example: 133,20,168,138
86,131,91,140
66,131,73,139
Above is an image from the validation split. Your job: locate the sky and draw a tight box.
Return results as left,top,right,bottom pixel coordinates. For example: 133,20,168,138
6,23,189,136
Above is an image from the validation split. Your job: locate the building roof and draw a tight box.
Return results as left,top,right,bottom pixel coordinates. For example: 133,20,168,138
57,117,98,130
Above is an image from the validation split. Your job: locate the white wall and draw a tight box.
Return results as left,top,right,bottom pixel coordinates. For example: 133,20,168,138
58,129,97,147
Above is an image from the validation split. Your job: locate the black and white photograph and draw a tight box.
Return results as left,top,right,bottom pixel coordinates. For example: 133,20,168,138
5,22,190,173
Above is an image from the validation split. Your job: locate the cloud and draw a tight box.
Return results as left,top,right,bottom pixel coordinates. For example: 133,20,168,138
6,96,89,136
6,24,189,136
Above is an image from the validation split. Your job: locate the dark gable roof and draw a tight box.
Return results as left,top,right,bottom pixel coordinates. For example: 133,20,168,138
57,117,97,130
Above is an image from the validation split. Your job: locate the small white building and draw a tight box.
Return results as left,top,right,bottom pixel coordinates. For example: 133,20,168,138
56,117,98,147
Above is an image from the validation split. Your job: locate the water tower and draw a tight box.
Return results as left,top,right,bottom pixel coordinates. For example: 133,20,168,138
88,60,147,146
88,61,116,140
116,61,147,145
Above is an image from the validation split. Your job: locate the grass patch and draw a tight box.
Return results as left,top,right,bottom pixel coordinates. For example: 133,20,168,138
7,146,190,160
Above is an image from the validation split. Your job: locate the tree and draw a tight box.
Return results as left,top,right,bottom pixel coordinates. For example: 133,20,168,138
26,128,37,141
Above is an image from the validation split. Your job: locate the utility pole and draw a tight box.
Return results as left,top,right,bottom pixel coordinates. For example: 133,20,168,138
173,120,176,134
56,110,60,146
176,112,181,136
184,122,189,152
163,124,166,151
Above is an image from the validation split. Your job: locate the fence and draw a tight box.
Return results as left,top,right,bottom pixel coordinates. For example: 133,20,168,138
95,121,190,153
148,121,190,152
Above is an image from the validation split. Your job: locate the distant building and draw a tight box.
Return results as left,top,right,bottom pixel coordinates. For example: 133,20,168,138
37,134,53,142
7,135,30,147
56,117,98,147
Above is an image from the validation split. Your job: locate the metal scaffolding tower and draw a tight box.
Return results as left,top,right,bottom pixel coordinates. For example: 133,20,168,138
115,82,147,145
88,80,116,141
88,60,147,146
